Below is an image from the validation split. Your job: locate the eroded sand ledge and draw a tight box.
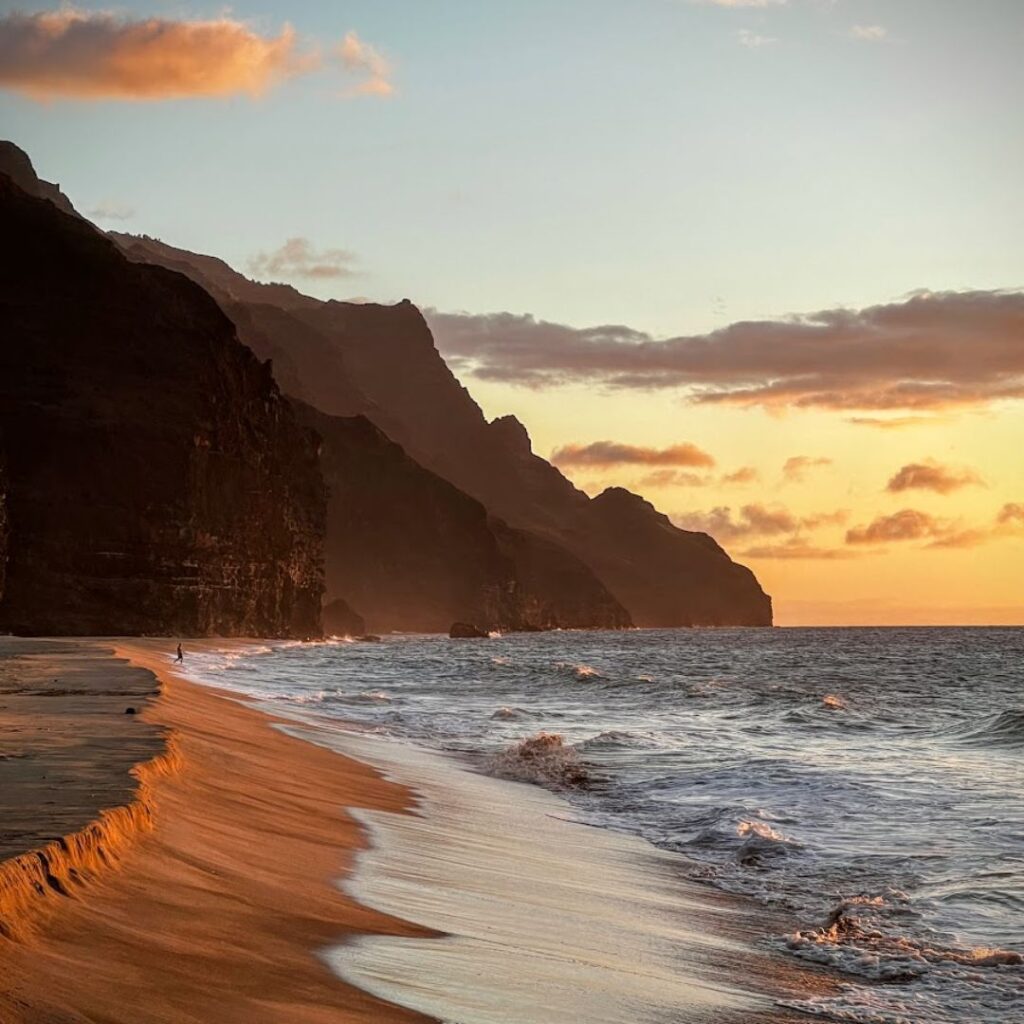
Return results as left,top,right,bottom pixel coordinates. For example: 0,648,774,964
0,639,434,1024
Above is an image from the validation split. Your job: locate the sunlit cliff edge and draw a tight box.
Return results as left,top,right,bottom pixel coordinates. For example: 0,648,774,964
0,140,771,634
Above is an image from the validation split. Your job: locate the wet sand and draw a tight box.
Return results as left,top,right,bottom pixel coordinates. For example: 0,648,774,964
0,639,433,1023
0,638,165,865
307,727,838,1024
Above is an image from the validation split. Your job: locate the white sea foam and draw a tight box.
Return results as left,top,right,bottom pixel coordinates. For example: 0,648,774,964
186,627,1024,1024
554,660,602,680
487,731,589,788
304,730,781,1024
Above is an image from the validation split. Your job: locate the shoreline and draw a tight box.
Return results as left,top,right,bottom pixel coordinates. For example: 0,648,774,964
299,723,840,1024
0,638,435,1023
0,636,839,1023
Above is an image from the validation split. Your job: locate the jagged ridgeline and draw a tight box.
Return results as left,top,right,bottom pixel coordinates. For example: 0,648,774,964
115,237,772,628
0,156,325,637
295,405,630,633
1,139,771,636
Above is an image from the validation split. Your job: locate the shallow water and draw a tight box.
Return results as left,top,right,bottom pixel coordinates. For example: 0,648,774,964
308,729,768,1024
187,627,1024,1023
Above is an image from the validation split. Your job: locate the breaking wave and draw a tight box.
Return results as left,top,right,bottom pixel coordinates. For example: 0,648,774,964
779,894,1024,1022
186,626,1024,1024
490,706,536,721
487,732,590,789
575,729,657,751
554,661,602,681
948,708,1024,749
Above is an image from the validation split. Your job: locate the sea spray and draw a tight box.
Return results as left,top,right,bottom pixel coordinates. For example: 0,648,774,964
185,626,1024,1024
488,732,590,788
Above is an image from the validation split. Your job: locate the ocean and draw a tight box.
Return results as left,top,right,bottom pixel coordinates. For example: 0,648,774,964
186,627,1024,1023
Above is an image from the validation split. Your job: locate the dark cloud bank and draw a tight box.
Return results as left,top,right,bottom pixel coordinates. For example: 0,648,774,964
428,289,1024,412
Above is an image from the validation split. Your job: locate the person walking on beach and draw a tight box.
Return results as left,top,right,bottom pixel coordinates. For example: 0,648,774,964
174,643,183,664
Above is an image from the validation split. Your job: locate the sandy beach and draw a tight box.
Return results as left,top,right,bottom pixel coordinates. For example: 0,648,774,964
0,636,844,1024
0,638,433,1024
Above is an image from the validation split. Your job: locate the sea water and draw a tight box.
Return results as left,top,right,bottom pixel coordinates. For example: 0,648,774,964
187,627,1024,1023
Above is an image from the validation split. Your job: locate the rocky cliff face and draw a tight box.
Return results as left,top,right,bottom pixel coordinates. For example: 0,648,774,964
581,488,771,626
113,227,772,628
0,446,7,605
295,405,629,633
0,141,76,216
0,161,325,637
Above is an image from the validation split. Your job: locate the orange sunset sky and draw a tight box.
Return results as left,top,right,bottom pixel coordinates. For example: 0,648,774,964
2,2,1021,625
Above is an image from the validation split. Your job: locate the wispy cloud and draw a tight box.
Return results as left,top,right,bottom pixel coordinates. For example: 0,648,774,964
85,200,134,221
636,469,710,488
997,502,1024,525
846,504,1024,549
551,440,715,469
427,289,1024,413
722,466,760,485
850,25,888,42
675,503,798,540
336,31,393,97
738,28,778,48
783,455,832,482
846,509,943,544
741,540,858,560
847,416,946,430
885,460,983,496
696,1,788,7
624,465,760,489
673,502,844,541
0,10,392,101
248,238,357,281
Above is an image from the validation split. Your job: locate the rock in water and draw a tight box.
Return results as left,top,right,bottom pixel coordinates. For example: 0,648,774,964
450,622,488,639
0,156,325,637
322,597,366,637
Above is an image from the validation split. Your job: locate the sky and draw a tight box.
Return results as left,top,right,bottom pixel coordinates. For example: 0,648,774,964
1,0,1022,625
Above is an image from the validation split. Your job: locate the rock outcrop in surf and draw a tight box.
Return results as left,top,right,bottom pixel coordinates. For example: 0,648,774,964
0,150,325,638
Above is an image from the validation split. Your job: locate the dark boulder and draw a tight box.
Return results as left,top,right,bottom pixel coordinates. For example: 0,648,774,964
322,597,366,638
449,622,488,639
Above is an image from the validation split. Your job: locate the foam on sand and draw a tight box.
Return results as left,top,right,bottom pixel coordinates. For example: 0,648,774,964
304,728,819,1024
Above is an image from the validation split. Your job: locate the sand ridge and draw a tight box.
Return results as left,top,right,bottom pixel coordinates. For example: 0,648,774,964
0,639,436,1024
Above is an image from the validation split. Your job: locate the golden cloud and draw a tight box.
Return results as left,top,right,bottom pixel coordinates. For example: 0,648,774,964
846,504,1024,549
0,10,392,101
885,460,983,496
551,441,715,469
673,503,845,542
740,540,859,560
721,466,760,485
336,31,393,97
783,455,832,482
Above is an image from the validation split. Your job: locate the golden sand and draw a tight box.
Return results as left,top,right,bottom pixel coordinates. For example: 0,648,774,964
0,640,434,1024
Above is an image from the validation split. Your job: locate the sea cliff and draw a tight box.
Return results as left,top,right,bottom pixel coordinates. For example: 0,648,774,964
0,159,324,638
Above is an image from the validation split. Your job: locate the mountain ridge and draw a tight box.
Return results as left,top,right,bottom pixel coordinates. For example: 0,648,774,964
0,155,325,637
115,232,772,627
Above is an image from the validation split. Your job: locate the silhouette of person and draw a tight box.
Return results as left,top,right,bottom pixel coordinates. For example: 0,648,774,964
174,643,183,664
